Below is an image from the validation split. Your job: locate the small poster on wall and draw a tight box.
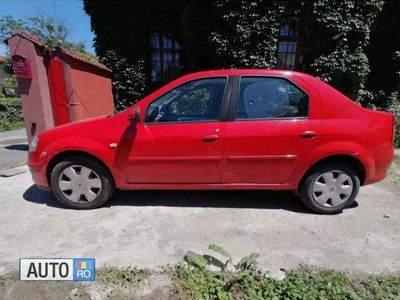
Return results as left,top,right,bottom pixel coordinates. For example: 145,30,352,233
11,54,32,79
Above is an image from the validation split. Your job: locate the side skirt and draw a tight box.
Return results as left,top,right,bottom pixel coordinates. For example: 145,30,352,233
117,183,295,191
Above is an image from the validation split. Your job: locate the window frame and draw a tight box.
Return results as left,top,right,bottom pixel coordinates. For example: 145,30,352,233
277,18,302,70
144,76,232,125
150,33,182,83
229,75,310,122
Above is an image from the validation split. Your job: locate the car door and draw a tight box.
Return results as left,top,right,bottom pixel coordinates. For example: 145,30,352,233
124,77,229,184
221,75,322,184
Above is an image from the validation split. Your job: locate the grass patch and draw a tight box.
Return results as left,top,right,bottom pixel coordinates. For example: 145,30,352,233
0,120,24,132
388,155,400,186
96,266,151,287
167,245,400,300
169,264,400,300
0,249,399,299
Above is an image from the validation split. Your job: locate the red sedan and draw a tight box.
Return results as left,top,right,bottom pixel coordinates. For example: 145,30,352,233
28,70,395,213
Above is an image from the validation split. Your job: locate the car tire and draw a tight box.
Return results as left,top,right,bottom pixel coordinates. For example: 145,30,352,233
50,156,115,209
299,162,360,214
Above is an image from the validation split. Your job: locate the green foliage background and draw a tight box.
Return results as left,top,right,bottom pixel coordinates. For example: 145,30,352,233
0,1,398,138
84,0,400,144
0,97,23,131
0,14,86,53
84,1,397,105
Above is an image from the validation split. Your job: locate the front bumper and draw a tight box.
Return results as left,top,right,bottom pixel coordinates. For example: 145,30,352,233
28,151,50,189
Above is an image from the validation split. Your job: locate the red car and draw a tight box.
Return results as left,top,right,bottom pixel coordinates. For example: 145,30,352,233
28,70,395,213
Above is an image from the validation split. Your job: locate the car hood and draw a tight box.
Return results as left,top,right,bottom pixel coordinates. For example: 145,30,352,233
37,113,125,141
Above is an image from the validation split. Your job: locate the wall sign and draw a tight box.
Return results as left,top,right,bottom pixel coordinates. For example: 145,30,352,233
11,55,32,79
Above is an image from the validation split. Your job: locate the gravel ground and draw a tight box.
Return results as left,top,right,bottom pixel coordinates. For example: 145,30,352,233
0,168,399,277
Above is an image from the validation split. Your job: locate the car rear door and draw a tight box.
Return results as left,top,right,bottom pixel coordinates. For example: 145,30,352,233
123,76,232,184
221,74,322,184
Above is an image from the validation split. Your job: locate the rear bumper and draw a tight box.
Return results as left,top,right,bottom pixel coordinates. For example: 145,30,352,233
363,146,395,185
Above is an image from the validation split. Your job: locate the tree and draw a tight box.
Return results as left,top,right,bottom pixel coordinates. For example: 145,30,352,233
0,13,86,53
365,1,400,108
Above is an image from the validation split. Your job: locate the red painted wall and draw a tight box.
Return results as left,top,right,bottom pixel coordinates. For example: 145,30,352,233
51,48,114,122
69,64,114,119
6,32,115,142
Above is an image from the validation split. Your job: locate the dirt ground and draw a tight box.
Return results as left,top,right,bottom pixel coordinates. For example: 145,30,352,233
0,168,399,281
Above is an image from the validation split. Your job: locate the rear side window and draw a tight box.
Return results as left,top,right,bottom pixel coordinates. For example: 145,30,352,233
236,77,308,119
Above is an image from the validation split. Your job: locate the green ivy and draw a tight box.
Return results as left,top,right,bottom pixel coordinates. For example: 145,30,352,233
100,50,145,111
211,1,285,68
304,0,384,101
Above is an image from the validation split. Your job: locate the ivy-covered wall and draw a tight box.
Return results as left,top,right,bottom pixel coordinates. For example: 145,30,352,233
84,0,398,113
300,0,384,101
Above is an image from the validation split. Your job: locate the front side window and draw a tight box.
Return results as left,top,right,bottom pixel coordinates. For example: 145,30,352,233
146,77,226,123
236,77,308,119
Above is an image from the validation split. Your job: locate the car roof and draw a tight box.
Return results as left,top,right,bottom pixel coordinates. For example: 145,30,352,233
178,69,311,80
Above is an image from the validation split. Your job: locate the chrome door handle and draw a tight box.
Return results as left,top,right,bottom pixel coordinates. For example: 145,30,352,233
301,130,317,139
202,134,218,142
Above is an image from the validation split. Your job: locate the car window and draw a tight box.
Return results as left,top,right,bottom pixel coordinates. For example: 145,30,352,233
236,77,308,119
146,77,226,123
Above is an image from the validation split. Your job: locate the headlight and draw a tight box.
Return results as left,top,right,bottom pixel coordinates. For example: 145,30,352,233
29,135,39,152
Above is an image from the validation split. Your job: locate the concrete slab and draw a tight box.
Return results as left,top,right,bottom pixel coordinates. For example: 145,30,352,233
0,165,28,177
0,171,399,276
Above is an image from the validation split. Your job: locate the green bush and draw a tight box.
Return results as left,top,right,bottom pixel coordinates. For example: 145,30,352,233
0,97,24,131
360,91,400,148
100,50,145,112
388,94,400,148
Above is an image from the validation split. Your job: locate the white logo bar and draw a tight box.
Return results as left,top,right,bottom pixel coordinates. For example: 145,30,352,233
20,258,73,281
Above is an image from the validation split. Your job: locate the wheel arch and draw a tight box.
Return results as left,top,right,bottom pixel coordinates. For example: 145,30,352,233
46,150,116,188
299,154,366,188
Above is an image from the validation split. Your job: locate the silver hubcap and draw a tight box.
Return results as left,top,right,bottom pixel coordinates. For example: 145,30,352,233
312,170,353,208
58,165,102,203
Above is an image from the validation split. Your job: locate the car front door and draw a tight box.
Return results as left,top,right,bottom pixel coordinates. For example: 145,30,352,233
221,75,322,184
124,77,229,184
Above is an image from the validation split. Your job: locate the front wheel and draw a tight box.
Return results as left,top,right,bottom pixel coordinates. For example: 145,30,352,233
299,163,360,214
50,156,115,209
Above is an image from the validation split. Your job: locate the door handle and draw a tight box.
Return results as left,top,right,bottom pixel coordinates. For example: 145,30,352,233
202,134,218,142
301,130,317,139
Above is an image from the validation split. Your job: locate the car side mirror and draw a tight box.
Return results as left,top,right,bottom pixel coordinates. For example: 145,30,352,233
128,107,141,123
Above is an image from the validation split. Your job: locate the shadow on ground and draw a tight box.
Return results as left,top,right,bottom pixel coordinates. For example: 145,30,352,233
23,185,358,213
4,144,28,151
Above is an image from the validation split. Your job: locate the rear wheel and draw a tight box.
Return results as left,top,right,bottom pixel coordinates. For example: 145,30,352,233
50,156,114,209
299,163,360,214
